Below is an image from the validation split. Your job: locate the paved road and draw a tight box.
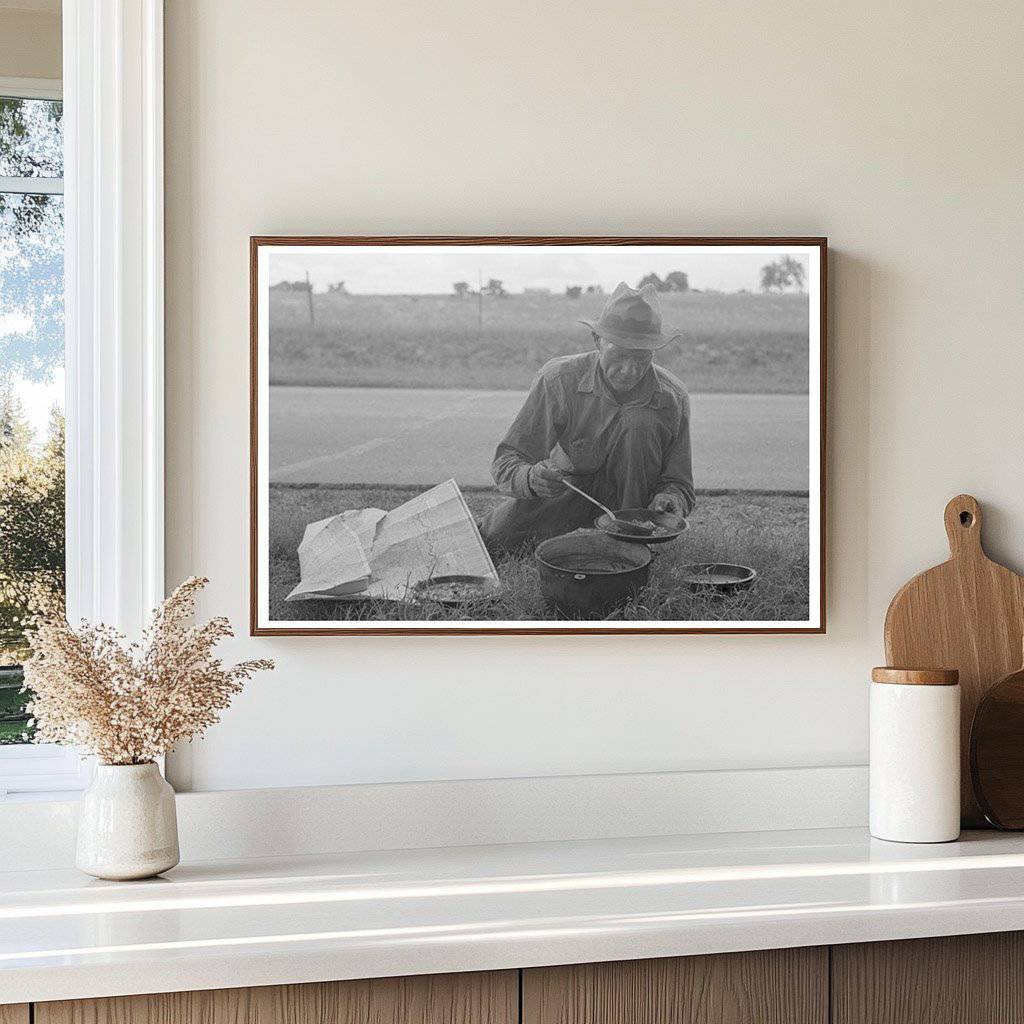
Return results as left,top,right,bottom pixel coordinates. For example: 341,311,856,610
269,386,809,491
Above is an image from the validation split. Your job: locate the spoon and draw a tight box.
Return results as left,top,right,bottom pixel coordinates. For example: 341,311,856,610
561,480,655,536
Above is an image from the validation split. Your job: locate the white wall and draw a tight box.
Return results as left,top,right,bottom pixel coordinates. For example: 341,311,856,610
164,0,1024,792
0,3,60,80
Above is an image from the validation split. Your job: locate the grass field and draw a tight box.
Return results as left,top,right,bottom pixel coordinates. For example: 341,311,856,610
269,290,810,394
268,485,810,624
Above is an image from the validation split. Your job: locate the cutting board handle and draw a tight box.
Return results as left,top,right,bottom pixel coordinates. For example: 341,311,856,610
944,493,983,559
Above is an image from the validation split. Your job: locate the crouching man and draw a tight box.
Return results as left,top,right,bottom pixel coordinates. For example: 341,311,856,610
479,281,695,552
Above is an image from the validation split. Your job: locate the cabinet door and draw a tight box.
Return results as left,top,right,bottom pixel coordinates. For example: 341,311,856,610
833,932,1024,1024
523,949,828,1024
36,970,517,1024
0,1007,29,1024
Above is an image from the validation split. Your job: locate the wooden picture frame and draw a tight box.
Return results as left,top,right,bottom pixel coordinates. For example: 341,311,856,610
250,236,827,635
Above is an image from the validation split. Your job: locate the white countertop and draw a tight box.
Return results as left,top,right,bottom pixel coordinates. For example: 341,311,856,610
4,826,1024,1004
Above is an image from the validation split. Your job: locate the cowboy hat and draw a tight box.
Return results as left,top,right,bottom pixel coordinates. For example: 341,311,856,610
578,281,683,351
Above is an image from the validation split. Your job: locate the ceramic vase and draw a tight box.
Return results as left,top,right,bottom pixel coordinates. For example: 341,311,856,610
76,762,180,880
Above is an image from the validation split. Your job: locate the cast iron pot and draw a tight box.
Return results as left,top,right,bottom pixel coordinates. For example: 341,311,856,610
535,530,652,618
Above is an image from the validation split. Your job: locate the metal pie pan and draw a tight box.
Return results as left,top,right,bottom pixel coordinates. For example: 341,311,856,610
594,508,687,544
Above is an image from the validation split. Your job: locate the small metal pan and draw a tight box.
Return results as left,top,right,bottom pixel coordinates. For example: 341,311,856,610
677,562,757,592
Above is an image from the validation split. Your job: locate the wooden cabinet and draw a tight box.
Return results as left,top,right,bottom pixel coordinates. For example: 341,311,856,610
18,932,1024,1024
522,948,828,1024
833,932,1024,1024
34,971,517,1024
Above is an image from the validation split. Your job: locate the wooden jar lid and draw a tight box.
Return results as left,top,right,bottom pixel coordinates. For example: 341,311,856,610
871,667,960,686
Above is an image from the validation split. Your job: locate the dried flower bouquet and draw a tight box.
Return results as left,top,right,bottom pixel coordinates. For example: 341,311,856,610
23,577,273,765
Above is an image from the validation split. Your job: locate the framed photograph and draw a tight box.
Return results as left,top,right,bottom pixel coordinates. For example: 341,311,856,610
250,236,826,635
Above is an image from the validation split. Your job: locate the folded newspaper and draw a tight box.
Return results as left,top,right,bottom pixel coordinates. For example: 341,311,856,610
285,479,499,602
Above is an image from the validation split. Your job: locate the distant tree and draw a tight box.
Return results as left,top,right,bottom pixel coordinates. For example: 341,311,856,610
585,284,603,294
638,272,667,292
452,281,471,299
327,281,347,294
664,271,689,292
0,393,65,666
483,278,507,297
565,285,582,299
0,390,32,453
760,256,806,293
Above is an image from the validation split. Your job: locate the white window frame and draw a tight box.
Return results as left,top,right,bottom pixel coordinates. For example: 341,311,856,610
0,1,165,800
0,77,61,100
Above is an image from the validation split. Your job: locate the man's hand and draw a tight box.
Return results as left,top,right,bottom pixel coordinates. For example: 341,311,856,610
649,492,684,523
528,459,566,498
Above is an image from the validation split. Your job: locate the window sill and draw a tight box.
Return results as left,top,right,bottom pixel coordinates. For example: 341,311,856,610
0,744,92,800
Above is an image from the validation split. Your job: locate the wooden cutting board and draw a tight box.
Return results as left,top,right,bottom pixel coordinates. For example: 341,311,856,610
884,494,1024,827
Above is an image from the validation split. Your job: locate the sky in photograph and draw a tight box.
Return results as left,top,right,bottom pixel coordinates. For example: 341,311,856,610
269,247,810,295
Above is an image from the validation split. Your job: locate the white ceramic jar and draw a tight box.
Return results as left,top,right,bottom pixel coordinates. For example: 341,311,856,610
870,667,960,843
76,762,180,880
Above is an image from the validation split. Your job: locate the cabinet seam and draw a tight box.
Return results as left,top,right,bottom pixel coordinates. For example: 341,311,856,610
827,945,833,1024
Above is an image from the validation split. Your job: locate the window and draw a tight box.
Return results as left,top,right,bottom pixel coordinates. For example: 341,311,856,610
0,5,166,799
0,77,85,799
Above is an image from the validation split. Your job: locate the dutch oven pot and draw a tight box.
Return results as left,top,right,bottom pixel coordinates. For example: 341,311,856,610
535,530,652,618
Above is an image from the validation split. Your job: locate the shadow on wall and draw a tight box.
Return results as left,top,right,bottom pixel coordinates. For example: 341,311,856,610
827,249,874,641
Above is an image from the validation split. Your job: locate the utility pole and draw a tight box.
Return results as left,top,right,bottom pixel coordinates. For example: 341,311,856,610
306,270,315,325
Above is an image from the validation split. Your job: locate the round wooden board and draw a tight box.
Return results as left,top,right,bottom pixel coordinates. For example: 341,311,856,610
971,665,1024,829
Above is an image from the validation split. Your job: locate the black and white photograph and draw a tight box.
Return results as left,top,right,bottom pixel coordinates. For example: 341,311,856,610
251,238,825,634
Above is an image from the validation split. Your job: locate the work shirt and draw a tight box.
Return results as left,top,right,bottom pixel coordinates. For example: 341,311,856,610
479,351,694,550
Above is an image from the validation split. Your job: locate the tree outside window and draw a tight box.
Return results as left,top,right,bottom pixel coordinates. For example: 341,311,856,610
0,93,65,744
